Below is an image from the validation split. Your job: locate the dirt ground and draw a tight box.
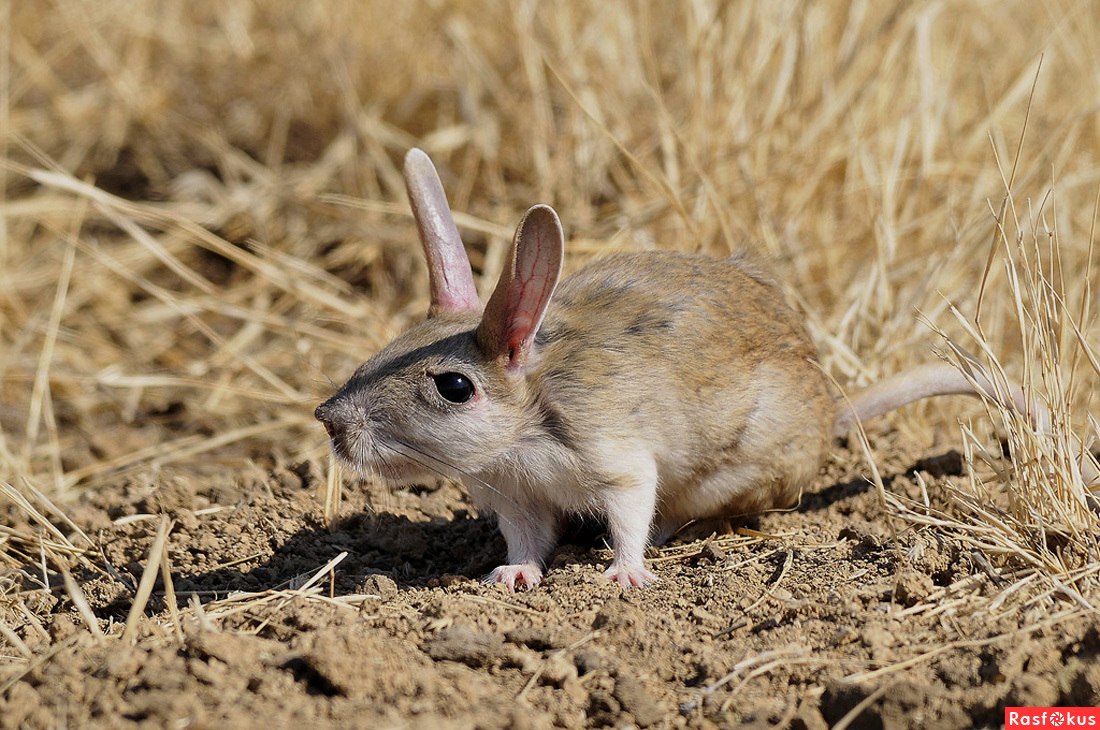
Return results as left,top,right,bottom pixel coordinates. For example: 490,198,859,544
2,428,1097,729
3,2,1100,729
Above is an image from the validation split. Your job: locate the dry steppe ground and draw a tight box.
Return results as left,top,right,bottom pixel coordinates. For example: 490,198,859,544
1,2,1099,728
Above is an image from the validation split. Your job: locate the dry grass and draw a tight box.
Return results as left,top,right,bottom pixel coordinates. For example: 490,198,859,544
1,0,1099,682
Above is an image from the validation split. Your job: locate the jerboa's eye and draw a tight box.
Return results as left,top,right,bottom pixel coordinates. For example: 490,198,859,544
432,372,475,403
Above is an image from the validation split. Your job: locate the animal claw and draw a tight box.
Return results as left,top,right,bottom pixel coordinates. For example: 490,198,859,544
603,563,658,588
485,563,543,591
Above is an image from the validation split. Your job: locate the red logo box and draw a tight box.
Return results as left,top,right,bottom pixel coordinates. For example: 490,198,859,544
1005,708,1100,729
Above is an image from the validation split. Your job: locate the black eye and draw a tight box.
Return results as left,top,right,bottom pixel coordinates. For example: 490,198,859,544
432,372,475,403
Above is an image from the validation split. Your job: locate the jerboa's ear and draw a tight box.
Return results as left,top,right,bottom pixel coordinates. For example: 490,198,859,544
477,205,564,371
403,148,480,317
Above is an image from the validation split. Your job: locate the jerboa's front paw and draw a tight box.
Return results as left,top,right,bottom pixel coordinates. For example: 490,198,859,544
485,563,543,591
604,562,658,588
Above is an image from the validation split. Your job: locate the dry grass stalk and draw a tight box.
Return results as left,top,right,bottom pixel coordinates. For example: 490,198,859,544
0,0,8,263
902,178,1100,606
842,606,1089,685
822,681,898,730
0,617,31,660
121,516,173,644
61,568,103,640
322,453,343,527
159,540,183,644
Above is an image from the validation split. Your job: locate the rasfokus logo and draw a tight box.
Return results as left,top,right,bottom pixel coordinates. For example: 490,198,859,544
1005,707,1100,729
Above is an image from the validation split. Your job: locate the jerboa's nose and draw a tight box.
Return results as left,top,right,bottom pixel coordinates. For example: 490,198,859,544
314,401,335,436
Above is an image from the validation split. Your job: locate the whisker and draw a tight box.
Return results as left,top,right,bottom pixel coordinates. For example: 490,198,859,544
319,426,524,532
381,439,523,527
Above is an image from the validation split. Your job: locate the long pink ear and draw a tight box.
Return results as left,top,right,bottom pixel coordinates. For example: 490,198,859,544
403,148,480,317
477,205,564,371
